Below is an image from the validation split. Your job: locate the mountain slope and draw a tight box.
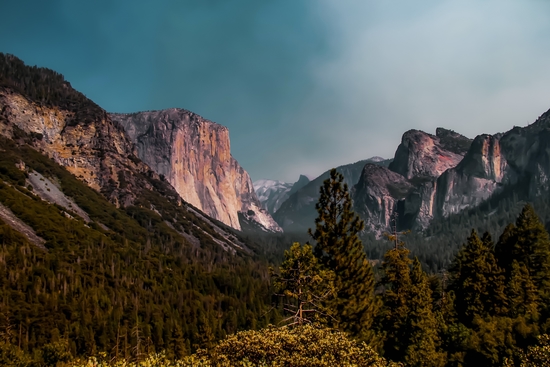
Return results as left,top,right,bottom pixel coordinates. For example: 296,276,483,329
0,53,280,357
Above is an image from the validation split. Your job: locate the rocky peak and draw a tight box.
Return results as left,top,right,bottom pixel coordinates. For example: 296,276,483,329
111,109,282,233
273,159,388,232
389,129,470,180
454,134,505,181
353,164,413,233
436,128,473,155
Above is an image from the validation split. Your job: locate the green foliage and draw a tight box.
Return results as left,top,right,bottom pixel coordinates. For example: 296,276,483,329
271,243,335,326
405,258,445,367
378,243,412,361
190,325,402,367
41,340,73,366
0,342,34,367
514,334,550,367
308,168,377,341
496,204,550,307
449,230,505,325
378,242,444,366
0,142,279,360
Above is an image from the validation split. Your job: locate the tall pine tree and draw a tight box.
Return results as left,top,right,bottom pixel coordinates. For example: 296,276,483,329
308,168,377,341
378,242,412,361
271,242,336,326
405,258,445,367
496,204,550,306
449,230,505,326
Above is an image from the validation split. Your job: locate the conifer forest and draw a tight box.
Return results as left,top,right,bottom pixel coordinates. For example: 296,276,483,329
1,163,550,366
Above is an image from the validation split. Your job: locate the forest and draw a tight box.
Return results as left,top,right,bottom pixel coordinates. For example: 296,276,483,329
0,166,549,366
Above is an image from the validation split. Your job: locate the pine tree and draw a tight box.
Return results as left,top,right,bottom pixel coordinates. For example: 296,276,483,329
271,242,336,326
513,205,550,303
496,204,550,326
507,260,538,321
405,258,445,367
308,168,377,340
449,230,505,325
378,242,411,361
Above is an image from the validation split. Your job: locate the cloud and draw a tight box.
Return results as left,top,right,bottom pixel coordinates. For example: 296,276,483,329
271,0,550,181
2,1,550,183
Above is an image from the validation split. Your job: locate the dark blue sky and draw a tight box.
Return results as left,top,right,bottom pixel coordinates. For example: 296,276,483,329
2,1,550,181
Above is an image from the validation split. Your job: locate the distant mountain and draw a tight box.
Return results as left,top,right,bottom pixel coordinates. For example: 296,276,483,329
273,118,550,237
253,174,310,215
273,157,392,232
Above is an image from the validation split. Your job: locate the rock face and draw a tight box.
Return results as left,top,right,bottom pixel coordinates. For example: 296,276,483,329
435,134,506,217
435,111,550,218
274,158,392,232
0,88,153,208
389,128,468,180
384,128,473,229
353,164,414,233
253,175,310,215
350,115,550,233
110,109,282,232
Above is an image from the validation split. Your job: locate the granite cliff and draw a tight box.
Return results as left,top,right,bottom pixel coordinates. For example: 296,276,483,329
0,54,255,252
350,128,472,232
353,164,413,233
435,111,550,219
110,110,282,232
273,158,392,232
388,128,473,229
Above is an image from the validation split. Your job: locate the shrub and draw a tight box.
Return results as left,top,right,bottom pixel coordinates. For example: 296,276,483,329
189,324,401,367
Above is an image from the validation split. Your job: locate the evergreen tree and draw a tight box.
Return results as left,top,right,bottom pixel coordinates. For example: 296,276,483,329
507,260,539,321
449,230,504,325
405,258,445,367
271,243,336,326
308,168,377,341
378,242,411,361
497,205,550,289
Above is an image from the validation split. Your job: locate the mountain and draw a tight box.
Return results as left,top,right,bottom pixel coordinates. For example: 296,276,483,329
0,53,280,356
386,127,473,230
110,110,282,233
435,112,550,219
273,119,550,237
273,157,392,232
253,174,310,215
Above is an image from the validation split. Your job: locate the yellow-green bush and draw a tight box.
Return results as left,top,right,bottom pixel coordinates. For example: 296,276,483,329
65,325,399,367
191,324,399,367
515,334,550,367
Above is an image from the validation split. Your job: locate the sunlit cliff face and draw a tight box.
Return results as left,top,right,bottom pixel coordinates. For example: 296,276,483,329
111,109,282,233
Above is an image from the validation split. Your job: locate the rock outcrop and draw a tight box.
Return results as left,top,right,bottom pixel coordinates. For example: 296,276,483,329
353,164,414,233
385,128,473,229
435,111,550,218
0,87,154,208
274,158,392,232
389,128,469,180
110,109,282,232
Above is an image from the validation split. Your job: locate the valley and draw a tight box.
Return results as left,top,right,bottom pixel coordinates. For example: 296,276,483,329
1,53,550,366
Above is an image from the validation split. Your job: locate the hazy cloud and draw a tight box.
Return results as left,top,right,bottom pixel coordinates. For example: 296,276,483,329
1,1,550,182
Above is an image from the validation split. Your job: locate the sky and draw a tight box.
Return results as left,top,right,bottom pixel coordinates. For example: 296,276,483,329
2,0,550,182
